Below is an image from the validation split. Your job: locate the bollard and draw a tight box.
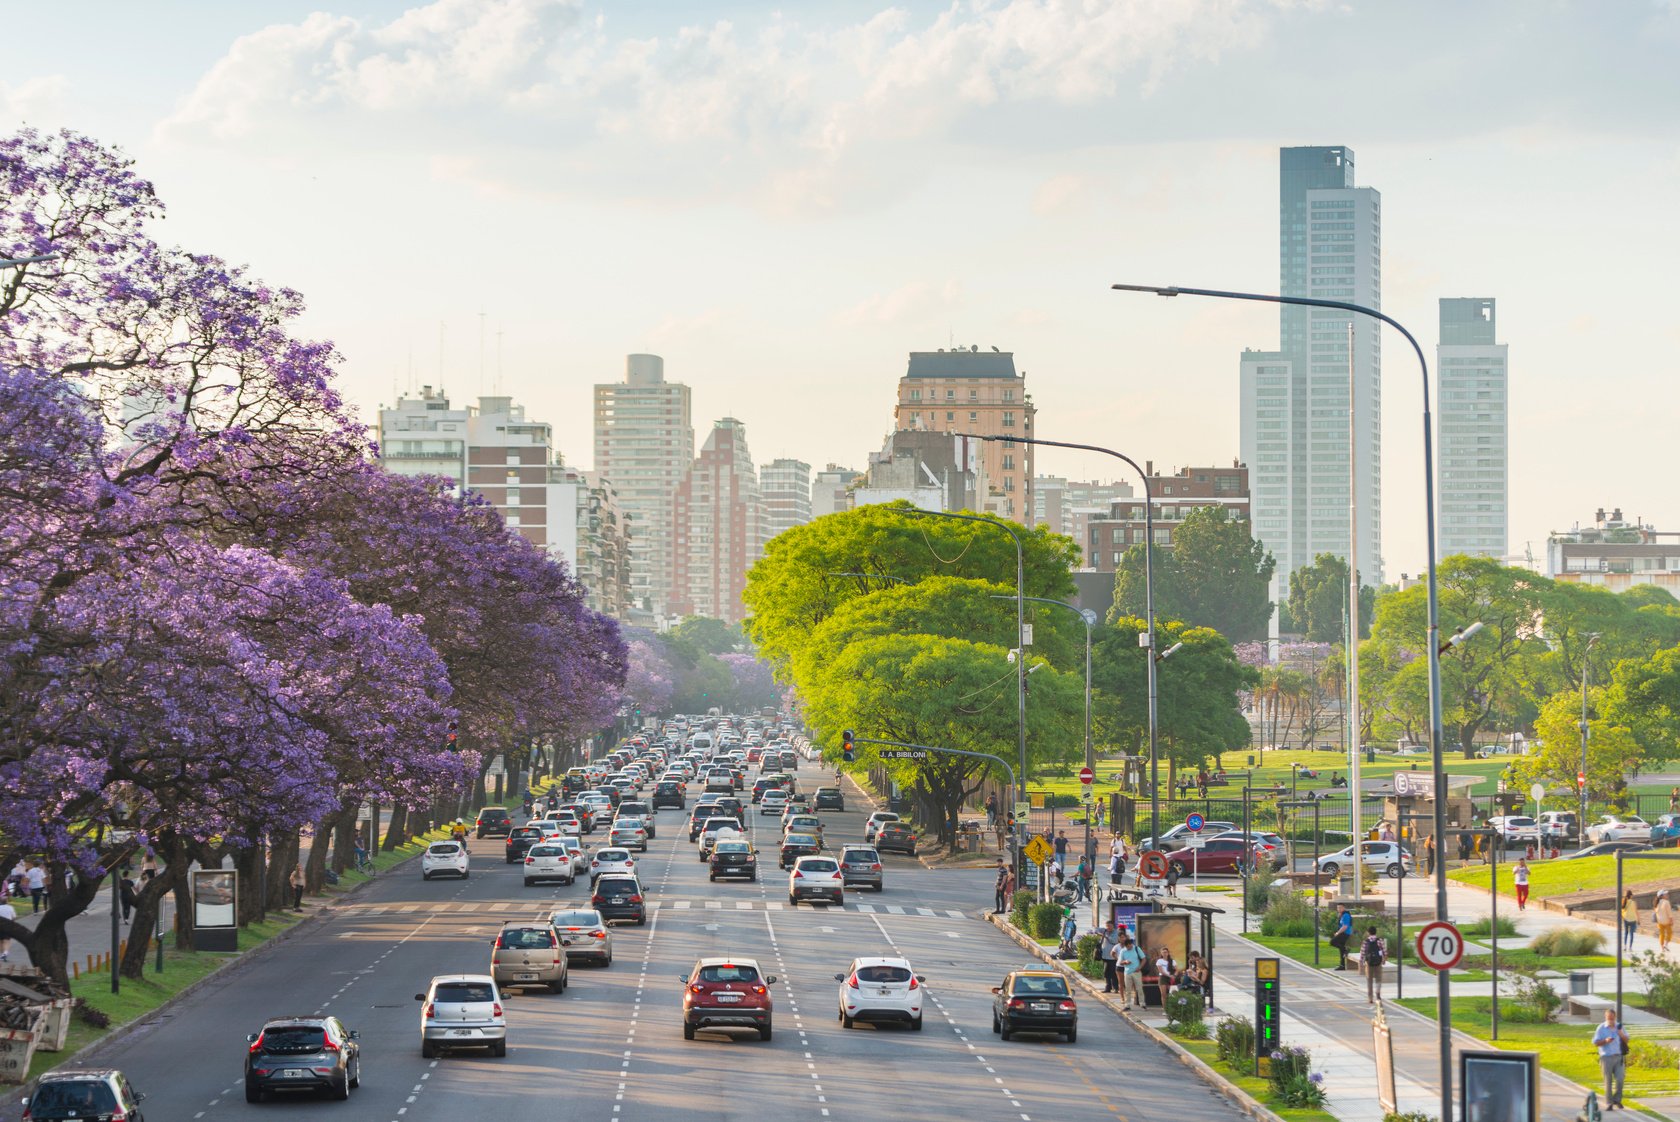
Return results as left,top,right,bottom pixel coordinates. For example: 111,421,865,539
71,963,79,980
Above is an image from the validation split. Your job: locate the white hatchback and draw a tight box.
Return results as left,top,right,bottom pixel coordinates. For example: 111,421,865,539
421,841,470,880
522,842,576,886
555,836,589,876
589,847,637,882
836,956,925,1030
760,790,789,816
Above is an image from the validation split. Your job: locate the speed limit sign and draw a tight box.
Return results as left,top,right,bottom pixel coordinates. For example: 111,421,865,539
1414,920,1465,971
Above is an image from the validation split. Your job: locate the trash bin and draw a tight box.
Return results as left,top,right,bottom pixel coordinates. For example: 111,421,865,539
1569,970,1592,996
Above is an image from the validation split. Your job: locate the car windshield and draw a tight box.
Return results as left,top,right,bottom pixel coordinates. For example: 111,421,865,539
512,827,542,839
427,843,460,855
843,849,879,863
30,1081,118,1112
799,858,837,871
598,849,630,861
434,981,496,1003
716,842,750,853
551,911,601,927
697,964,761,983
597,877,637,891
785,835,817,847
1013,975,1070,997
498,927,555,949
529,845,566,858
258,1025,328,1053
857,965,912,983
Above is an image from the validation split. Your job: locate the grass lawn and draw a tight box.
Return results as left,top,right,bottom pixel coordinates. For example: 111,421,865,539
1246,934,1363,970
1396,995,1680,1106
1178,1038,1337,1122
1451,854,1680,898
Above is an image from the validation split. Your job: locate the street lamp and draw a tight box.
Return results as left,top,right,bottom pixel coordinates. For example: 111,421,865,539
0,252,57,269
1112,280,1453,1122
1581,633,1601,841
955,432,1163,848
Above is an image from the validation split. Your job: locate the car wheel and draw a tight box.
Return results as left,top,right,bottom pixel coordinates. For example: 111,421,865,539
683,1022,696,1040
911,1014,923,1031
550,978,565,994
245,1081,263,1103
1065,1026,1077,1044
907,847,916,856
1387,863,1403,879
1169,861,1187,878
992,1011,1000,1033
836,894,845,907
604,952,613,967
349,1057,361,1088
1000,1022,1013,1041
333,1071,351,1100
491,1040,507,1057
421,1040,437,1059
421,872,430,881
759,1024,773,1042
709,873,717,882
636,916,646,926
841,1008,854,1029
1320,862,1340,878
789,895,798,906
749,873,758,882
523,877,534,886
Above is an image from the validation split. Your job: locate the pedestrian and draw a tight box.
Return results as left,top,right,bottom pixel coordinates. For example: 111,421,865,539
1164,861,1180,898
1107,840,1122,889
1184,951,1210,998
1424,834,1436,877
993,860,1010,915
1118,935,1146,1010
1095,801,1107,832
1058,908,1078,957
1154,946,1176,1004
1075,854,1092,902
1053,830,1069,864
1621,890,1640,953
1361,925,1388,1003
141,849,158,882
1670,786,1678,813
1099,923,1120,993
0,895,14,962
1593,1008,1628,1110
289,864,305,909
1379,821,1396,843
1329,904,1354,970
119,871,137,924
1513,858,1531,912
1458,829,1472,865
1657,890,1674,953
985,793,998,827
24,862,45,914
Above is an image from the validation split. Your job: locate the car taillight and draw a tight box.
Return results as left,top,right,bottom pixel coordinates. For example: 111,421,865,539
753,985,767,995
846,974,859,989
793,870,803,878
322,1037,340,1052
629,894,643,903
690,984,705,994
591,860,599,867
872,863,882,872
591,931,606,939
1058,1000,1077,1011
1008,998,1026,1009
249,1032,265,1053
908,976,919,990
424,1002,436,1017
525,856,535,864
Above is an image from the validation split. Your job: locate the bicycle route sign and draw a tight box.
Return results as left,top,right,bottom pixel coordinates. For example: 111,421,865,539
1414,920,1465,971
1024,835,1054,866
1185,812,1206,833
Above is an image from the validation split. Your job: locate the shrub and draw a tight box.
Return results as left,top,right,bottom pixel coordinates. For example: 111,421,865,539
1459,915,1519,940
1245,878,1273,915
1266,1045,1326,1107
1215,1015,1256,1073
1009,889,1035,930
1382,1113,1437,1122
1028,902,1063,940
1165,990,1207,1038
1499,967,1562,1023
1076,933,1102,973
1634,951,1680,1020
1529,926,1606,957
1261,890,1314,937
1629,1038,1677,1070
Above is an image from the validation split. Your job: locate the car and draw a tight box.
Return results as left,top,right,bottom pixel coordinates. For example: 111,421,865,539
1163,837,1263,877
698,819,744,860
523,842,577,886
876,823,918,856
814,787,846,811
1488,815,1542,845
688,803,728,840
992,969,1077,1042
550,908,614,965
751,776,784,803
618,801,656,837
421,841,470,880
551,814,585,839
1205,830,1290,870
577,792,613,818
590,785,623,810
526,818,563,840
1652,815,1680,847
1538,811,1579,842
782,812,825,840
789,854,844,905
760,789,789,815
1588,815,1652,844
680,957,777,1041
417,974,506,1058
491,921,569,993
589,846,638,882
836,956,925,1030
610,819,649,852
653,781,687,810
23,1069,148,1119
1561,839,1654,860
592,874,647,925
505,825,545,863
779,832,822,869
709,795,747,821
710,839,759,881
838,845,884,891
1316,840,1412,879
863,812,900,843
475,807,513,838
556,802,596,833
1139,821,1236,851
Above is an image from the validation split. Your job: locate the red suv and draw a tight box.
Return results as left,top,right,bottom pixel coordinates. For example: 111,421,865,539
680,958,777,1041
1163,837,1261,877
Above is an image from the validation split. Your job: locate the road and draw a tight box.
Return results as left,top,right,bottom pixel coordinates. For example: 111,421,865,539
59,773,1240,1122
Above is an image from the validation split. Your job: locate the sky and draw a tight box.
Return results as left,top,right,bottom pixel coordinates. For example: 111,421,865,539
5,0,1678,580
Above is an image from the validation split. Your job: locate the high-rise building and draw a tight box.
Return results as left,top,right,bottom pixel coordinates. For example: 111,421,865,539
1241,145,1383,601
593,354,694,623
1084,463,1250,573
1547,507,1680,594
378,385,469,485
1436,298,1509,559
810,464,862,518
671,418,762,624
759,458,812,545
894,347,1035,522
855,430,978,513
1035,476,1136,566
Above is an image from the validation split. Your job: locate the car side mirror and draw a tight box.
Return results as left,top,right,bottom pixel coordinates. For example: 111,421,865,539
833,973,845,982
990,986,1002,994
916,975,927,984
415,993,427,1001
766,975,779,985
677,975,690,983
246,1033,259,1043
135,1092,147,1103
349,1030,360,1040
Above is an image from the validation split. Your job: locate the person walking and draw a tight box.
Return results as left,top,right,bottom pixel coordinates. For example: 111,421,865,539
24,862,45,914
1621,890,1640,953
1164,860,1180,898
1118,934,1146,1010
0,895,14,962
1075,854,1092,902
1361,925,1388,1003
1058,909,1078,958
985,793,998,827
1458,829,1473,865
1107,839,1122,891
1513,858,1531,912
1099,923,1120,993
1423,834,1436,877
1329,904,1354,970
1657,890,1674,953
119,871,137,924
1593,1009,1628,1110
993,860,1011,915
289,864,306,909
1095,800,1107,832
1053,830,1069,866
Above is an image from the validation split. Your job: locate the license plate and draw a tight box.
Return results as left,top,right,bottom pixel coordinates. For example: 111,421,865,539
517,973,538,981
716,993,742,1003
878,988,892,996
1032,1003,1052,1012
284,1068,306,1078
611,897,625,904
451,1029,476,1036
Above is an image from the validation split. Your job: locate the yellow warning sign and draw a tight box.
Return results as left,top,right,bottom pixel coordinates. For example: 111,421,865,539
1024,836,1054,866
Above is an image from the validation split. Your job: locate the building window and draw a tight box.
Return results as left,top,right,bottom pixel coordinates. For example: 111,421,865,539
946,389,955,400
506,488,521,506
911,412,920,425
1004,389,1015,402
910,389,921,401
970,411,978,423
1003,411,1015,427
969,389,978,401
946,411,955,422
1002,454,1014,470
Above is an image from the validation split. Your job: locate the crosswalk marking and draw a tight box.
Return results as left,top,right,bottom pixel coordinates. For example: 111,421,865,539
704,901,722,910
886,905,905,915
337,900,974,919
735,901,753,910
672,900,691,910
916,908,936,916
854,904,876,913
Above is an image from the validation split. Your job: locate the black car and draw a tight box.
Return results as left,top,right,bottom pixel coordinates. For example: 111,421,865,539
709,840,758,881
992,971,1077,1043
591,874,646,925
245,1016,361,1101
475,807,513,838
875,823,918,856
653,781,686,810
505,825,544,864
23,1069,147,1121
710,795,746,821
813,787,845,811
779,833,821,869
1562,840,1653,860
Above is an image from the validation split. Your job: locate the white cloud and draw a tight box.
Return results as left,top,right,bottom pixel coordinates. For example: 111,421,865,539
0,76,67,122
834,280,964,327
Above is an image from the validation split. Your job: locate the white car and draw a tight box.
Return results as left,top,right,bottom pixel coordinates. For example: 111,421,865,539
610,819,649,852
589,847,638,882
418,974,505,1058
526,819,564,840
863,812,899,843
760,790,789,815
577,795,612,820
522,842,576,886
421,841,470,880
836,956,925,1030
789,855,845,906
1588,816,1650,844
1537,811,1578,841
1316,840,1411,879
698,822,742,860
1488,816,1542,845
555,836,589,876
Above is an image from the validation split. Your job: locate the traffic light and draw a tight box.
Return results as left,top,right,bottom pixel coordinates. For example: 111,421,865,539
445,720,459,753
842,729,855,763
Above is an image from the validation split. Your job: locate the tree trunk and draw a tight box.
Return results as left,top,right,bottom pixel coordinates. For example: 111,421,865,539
119,857,186,980
383,804,410,851
171,849,198,949
24,865,104,986
266,833,298,914
305,812,337,893
232,846,265,926
331,799,359,873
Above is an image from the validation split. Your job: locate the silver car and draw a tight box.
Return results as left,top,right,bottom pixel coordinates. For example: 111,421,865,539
839,845,883,892
417,974,506,1058
551,908,614,967
491,922,568,993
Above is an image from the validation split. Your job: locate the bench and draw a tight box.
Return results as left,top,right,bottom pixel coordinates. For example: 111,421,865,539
1566,994,1617,1018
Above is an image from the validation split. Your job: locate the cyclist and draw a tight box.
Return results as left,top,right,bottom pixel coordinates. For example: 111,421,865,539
450,819,468,843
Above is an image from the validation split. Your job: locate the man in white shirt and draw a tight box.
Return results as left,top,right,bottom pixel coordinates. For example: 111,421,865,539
24,863,46,913
0,897,15,961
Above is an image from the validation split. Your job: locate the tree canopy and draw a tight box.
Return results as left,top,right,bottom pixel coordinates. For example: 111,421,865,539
1286,552,1376,643
1112,506,1275,642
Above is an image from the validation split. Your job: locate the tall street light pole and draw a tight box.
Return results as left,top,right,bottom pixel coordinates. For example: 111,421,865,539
1112,281,1452,1122
1581,633,1601,838
955,433,1161,848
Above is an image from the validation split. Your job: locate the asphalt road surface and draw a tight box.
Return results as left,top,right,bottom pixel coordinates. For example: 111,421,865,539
55,775,1241,1122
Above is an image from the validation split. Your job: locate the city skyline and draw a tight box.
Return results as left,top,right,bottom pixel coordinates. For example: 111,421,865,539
5,1,1676,573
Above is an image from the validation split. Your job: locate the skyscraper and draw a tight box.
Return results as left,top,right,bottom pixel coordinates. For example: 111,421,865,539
759,458,812,544
671,418,762,624
1436,298,1509,558
593,354,694,623
1241,146,1383,600
894,347,1035,522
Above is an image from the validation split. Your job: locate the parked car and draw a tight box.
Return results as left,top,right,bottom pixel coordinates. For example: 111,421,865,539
1162,837,1262,877
24,1070,148,1119
1138,821,1235,852
549,908,613,966
1205,830,1290,870
421,841,470,880
1587,815,1651,844
417,974,506,1058
475,807,513,838
490,921,568,993
1488,816,1542,845
1537,811,1579,842
875,822,918,856
836,956,925,1030
680,957,776,1041
1561,839,1653,860
991,969,1076,1042
1652,814,1680,848
1316,840,1412,879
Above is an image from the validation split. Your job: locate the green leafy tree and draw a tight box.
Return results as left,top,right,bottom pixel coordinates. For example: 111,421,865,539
1512,689,1643,804
1602,646,1680,766
1112,507,1275,641
1286,553,1376,643
666,616,745,657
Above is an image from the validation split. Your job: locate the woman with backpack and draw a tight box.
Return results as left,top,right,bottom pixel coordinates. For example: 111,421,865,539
1361,925,1388,1003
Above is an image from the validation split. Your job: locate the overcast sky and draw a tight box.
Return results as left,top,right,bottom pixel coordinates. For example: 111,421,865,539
5,0,1677,579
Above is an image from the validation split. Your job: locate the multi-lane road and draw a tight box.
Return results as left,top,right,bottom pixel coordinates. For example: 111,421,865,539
60,780,1241,1122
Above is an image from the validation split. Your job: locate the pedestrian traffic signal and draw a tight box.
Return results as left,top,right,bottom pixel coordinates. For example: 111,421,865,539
842,729,855,763
445,720,459,752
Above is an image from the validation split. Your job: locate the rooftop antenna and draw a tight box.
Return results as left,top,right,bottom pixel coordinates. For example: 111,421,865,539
496,326,504,395
437,322,445,395
477,311,487,396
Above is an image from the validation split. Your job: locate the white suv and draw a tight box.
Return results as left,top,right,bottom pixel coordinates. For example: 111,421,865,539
522,843,576,886
589,847,638,883
836,956,925,1030
789,855,844,906
421,841,470,880
417,974,505,1058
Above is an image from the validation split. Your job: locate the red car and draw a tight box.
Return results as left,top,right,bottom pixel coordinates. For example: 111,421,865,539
680,957,777,1041
1162,837,1261,877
